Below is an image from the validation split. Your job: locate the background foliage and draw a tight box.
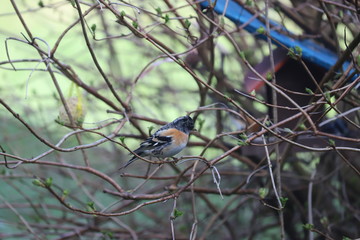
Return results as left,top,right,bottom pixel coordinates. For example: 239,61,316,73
0,0,359,239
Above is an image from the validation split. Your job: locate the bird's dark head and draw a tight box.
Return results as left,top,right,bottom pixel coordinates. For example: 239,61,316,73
173,115,194,133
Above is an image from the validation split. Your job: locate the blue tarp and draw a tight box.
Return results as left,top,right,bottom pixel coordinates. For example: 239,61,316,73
200,1,356,79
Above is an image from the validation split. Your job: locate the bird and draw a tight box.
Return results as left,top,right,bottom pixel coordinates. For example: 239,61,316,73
120,115,195,169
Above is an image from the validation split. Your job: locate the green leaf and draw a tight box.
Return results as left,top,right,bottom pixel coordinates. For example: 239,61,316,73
294,46,303,57
184,19,191,29
45,177,53,187
328,139,335,146
256,26,265,34
298,123,306,130
38,0,44,7
164,14,170,23
280,197,288,207
148,126,154,136
245,0,253,6
265,120,272,127
320,216,329,226
155,7,162,16
118,136,125,144
305,88,314,94
287,48,296,59
266,72,273,81
173,208,183,219
132,21,138,29
91,24,96,33
61,189,69,200
239,133,248,140
283,128,294,134
287,46,302,60
303,223,314,230
237,140,248,146
258,188,268,199
32,179,45,188
120,10,126,16
87,201,96,212
239,51,245,60
324,91,331,102
101,230,114,239
67,0,75,8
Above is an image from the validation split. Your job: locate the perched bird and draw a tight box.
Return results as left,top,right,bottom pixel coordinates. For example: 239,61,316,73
120,115,195,169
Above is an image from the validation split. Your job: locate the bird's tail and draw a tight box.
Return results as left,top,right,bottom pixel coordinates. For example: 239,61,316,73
119,146,146,170
119,156,137,170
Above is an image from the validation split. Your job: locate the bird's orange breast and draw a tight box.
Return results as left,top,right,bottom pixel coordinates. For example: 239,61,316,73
159,128,188,145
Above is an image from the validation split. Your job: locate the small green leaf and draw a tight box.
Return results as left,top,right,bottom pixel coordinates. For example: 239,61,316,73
320,216,329,226
155,7,162,16
121,10,126,16
280,197,288,207
239,51,245,60
258,188,268,199
61,189,69,200
164,14,170,23
87,201,96,212
239,133,248,140
266,72,273,81
45,177,53,187
324,91,331,102
287,46,302,60
305,88,314,95
339,10,344,18
173,208,183,219
245,0,253,6
298,123,306,130
328,139,335,146
283,128,294,134
132,21,138,29
303,223,314,230
287,48,296,59
101,230,114,239
119,136,125,144
67,0,75,8
265,120,272,127
256,26,265,34
38,0,44,7
184,19,191,29
91,24,96,33
32,179,45,188
148,126,154,136
237,140,248,146
294,46,303,57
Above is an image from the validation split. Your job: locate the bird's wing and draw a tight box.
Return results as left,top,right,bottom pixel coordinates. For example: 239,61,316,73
138,132,172,150
120,130,174,170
